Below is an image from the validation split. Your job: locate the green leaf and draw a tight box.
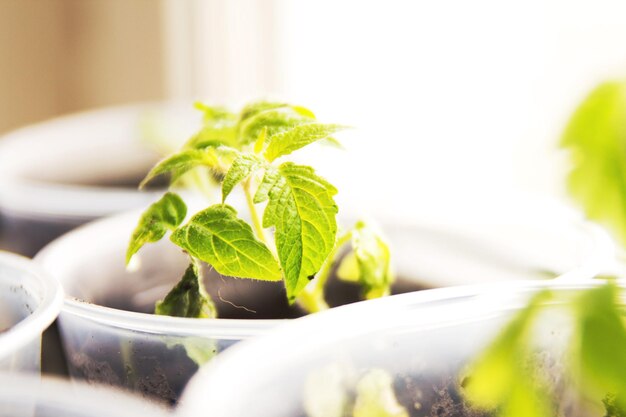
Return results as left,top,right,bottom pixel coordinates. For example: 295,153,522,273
155,262,216,318
561,81,626,247
183,103,238,149
171,204,281,281
194,102,236,125
264,123,347,162
221,154,265,202
463,290,553,415
238,101,290,123
573,283,626,413
126,192,187,264
185,126,238,149
239,108,313,145
337,221,394,299
254,126,268,154
140,146,239,188
336,251,359,282
353,369,409,417
256,162,338,301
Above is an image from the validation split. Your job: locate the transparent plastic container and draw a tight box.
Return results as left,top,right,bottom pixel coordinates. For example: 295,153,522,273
0,251,63,373
179,280,616,417
0,101,196,257
0,372,168,417
35,198,611,405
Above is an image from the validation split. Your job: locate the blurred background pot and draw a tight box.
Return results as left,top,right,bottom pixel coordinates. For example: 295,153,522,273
35,196,611,405
0,251,63,373
179,280,613,417
0,101,197,257
0,101,198,377
0,372,168,417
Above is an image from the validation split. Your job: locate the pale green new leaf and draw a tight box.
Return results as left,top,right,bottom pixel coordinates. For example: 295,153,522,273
155,262,216,318
126,192,187,264
185,125,238,149
171,204,281,281
561,81,626,247
337,221,394,299
238,101,315,123
194,102,236,125
256,163,338,301
303,363,350,417
221,154,265,202
254,127,268,154
264,123,347,162
184,102,238,149
239,101,289,123
239,108,314,145
353,369,409,417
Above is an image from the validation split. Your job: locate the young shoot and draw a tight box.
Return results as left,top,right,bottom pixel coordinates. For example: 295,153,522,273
126,100,395,318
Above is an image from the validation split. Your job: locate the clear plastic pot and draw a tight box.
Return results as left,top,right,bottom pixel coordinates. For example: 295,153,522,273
0,101,196,257
0,372,168,417
35,197,610,406
0,251,63,373
0,102,197,376
179,280,615,417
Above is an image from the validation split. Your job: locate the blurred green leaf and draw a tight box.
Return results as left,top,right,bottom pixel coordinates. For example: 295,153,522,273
572,283,626,414
463,290,553,416
561,81,626,246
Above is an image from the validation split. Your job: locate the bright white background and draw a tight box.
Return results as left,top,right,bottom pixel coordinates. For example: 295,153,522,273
271,0,626,218
176,0,626,219
4,0,626,221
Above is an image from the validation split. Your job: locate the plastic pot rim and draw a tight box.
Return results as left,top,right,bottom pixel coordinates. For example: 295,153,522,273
0,101,188,220
0,372,168,416
0,251,64,361
178,278,623,416
35,201,613,340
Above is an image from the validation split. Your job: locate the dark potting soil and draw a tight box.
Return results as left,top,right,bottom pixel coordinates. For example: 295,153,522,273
64,329,204,406
394,375,490,417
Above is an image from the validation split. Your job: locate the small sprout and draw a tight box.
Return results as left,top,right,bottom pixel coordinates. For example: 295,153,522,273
353,369,409,417
155,262,216,319
303,363,351,417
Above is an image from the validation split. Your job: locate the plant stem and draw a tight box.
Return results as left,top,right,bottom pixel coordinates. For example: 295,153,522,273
243,179,270,248
298,231,352,313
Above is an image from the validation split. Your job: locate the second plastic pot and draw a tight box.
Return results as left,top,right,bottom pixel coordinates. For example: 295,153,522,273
35,197,611,405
